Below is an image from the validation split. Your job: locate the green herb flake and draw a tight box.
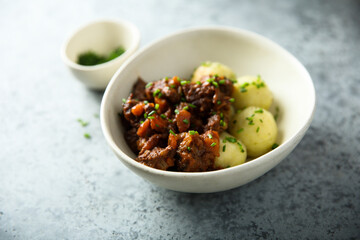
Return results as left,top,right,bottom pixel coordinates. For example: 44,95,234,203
272,143,279,149
222,145,226,152
160,114,166,119
145,82,153,88
255,109,264,114
225,137,237,143
168,119,173,123
147,116,155,119
187,146,191,152
231,79,237,84
240,88,247,93
219,80,225,85
189,130,198,135
155,124,160,128
237,128,244,133
183,119,189,124
196,81,202,85
84,133,91,139
144,100,149,105
210,142,217,147
256,127,260,132
212,81,219,88
180,80,190,85
208,134,213,139
170,84,176,89
169,129,176,136
148,110,156,116
217,100,222,105
237,142,245,152
188,103,196,108
153,89,161,97
122,98,126,103
77,119,89,127
183,106,189,111
144,113,148,118
229,98,235,103
220,120,225,126
174,109,179,114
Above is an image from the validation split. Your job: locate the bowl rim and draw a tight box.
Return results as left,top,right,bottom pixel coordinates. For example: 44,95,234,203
100,25,316,178
60,18,140,71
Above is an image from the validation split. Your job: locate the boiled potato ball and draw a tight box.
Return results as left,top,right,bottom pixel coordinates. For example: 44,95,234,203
230,106,277,157
191,61,236,83
232,75,273,110
215,132,247,168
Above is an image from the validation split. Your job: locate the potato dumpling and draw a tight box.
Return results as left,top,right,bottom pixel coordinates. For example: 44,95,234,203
191,61,236,83
215,132,247,169
230,106,277,157
232,75,273,110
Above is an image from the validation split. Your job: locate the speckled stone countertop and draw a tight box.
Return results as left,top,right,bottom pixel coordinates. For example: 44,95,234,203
0,0,359,239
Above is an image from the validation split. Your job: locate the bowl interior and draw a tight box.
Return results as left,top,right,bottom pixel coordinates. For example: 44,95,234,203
64,20,137,64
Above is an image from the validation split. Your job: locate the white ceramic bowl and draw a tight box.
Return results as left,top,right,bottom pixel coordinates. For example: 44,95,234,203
101,26,316,193
61,19,140,90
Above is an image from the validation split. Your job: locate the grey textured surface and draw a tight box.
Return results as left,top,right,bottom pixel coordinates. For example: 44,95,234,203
0,0,359,239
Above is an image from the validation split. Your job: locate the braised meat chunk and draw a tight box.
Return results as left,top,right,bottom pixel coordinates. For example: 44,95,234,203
120,75,234,172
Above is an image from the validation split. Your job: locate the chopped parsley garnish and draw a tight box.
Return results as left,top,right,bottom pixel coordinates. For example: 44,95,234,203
84,133,91,139
154,104,160,110
256,127,260,132
225,137,237,143
237,142,245,152
170,84,176,89
144,100,149,105
260,119,263,123
208,134,213,139
148,110,156,116
229,98,235,103
144,113,148,118
180,80,190,85
217,100,222,105
272,143,279,149
254,109,263,113
189,130,198,135
169,129,176,136
237,128,244,133
77,47,125,66
155,124,160,128
122,98,126,103
187,147,191,152
220,120,225,126
219,80,225,85
222,145,226,152
210,142,217,147
168,119,173,123
231,79,237,84
196,81,202,85
220,112,224,119
212,81,219,88
153,89,161,97
77,119,89,127
140,120,144,124
183,106,189,111
147,116,155,119
160,114,166,119
183,119,189,124
174,109,179,114
188,103,196,108
145,82,153,88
